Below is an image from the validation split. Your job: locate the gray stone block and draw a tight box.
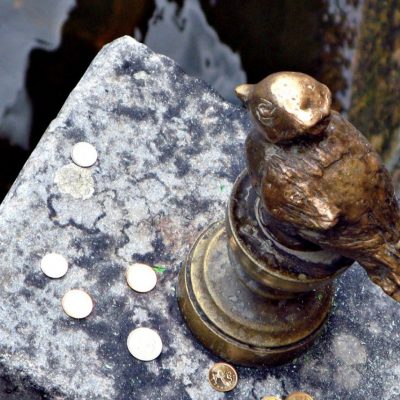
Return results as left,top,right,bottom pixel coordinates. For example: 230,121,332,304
0,36,398,399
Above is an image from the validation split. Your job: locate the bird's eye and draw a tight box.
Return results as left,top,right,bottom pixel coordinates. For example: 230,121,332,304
256,100,276,127
256,100,276,118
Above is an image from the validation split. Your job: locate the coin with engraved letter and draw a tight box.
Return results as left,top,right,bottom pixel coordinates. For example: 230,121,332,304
208,363,238,392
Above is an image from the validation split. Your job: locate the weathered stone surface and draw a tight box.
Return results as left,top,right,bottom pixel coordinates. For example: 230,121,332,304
0,36,399,399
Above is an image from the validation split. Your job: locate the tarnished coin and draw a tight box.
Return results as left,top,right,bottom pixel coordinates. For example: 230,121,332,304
127,327,163,361
286,392,313,400
208,363,238,392
126,263,157,293
62,289,93,319
71,142,98,167
40,253,68,278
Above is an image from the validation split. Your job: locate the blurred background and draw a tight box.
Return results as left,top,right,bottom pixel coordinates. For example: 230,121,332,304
0,0,399,202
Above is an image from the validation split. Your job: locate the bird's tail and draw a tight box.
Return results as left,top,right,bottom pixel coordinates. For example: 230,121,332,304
360,243,400,302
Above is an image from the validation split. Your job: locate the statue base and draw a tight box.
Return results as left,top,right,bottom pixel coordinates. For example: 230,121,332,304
177,171,351,366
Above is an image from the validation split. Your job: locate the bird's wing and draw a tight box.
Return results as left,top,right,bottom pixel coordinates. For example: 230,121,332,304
262,154,340,231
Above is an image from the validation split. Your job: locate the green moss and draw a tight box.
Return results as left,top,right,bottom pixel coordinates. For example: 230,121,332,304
153,264,166,274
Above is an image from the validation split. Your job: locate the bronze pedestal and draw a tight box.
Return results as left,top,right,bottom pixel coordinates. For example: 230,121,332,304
178,171,350,366
178,71,400,366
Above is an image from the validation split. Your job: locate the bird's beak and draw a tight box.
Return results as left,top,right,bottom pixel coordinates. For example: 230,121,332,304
235,84,253,105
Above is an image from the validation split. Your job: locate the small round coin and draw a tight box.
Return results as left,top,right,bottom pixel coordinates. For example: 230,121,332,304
126,263,157,293
262,397,281,400
40,253,68,278
208,363,238,392
286,392,313,400
71,142,98,167
127,327,163,361
62,289,93,319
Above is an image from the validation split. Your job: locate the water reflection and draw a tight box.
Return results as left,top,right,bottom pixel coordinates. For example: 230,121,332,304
144,0,246,103
0,0,75,148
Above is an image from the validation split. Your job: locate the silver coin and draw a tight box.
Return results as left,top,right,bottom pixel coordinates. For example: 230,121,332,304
71,142,98,167
126,263,157,293
127,327,162,361
40,253,68,278
62,289,93,319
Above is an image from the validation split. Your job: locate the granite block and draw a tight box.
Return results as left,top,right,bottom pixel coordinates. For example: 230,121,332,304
0,36,398,399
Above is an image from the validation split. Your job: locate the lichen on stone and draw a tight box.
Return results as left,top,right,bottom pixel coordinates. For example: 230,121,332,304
54,163,95,199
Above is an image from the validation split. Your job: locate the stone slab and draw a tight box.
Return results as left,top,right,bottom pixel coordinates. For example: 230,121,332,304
0,36,398,399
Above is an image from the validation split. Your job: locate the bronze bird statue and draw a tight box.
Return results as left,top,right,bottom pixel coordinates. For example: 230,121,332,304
235,71,400,302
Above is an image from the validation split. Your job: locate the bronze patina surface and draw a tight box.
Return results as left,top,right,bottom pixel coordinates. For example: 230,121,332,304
178,71,400,367
240,72,400,301
178,219,334,365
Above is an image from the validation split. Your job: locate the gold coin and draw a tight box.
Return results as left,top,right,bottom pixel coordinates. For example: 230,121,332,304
126,263,157,293
208,362,238,392
262,397,281,400
62,289,93,319
286,392,313,400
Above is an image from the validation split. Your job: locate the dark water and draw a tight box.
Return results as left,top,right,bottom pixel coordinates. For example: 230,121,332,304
0,0,359,201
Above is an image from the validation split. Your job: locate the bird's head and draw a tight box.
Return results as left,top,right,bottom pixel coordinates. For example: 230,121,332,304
235,72,332,143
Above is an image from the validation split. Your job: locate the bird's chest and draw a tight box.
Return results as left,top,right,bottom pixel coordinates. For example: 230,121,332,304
262,143,344,211
264,144,327,181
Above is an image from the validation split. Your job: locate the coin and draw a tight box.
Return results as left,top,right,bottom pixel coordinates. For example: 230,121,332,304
126,263,157,293
71,142,98,167
261,397,281,400
127,327,163,361
208,363,238,392
40,253,68,278
286,392,313,400
62,289,93,319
